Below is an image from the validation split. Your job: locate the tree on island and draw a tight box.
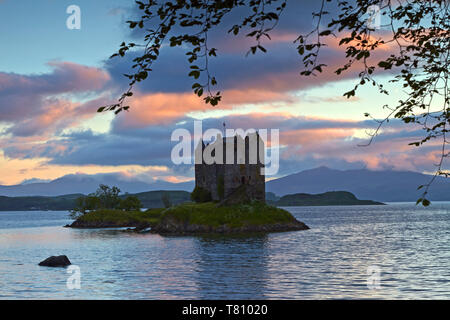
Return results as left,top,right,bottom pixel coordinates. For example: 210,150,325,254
119,195,143,211
98,0,449,205
70,184,143,218
95,184,122,209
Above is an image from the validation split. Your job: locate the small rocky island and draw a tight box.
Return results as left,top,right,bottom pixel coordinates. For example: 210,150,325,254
68,133,309,234
68,202,309,234
270,191,385,206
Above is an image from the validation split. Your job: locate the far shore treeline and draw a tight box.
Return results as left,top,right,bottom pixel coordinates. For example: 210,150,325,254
0,185,191,211
0,185,383,211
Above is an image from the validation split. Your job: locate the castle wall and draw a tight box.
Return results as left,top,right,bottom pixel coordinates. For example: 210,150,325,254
195,163,220,200
194,133,266,203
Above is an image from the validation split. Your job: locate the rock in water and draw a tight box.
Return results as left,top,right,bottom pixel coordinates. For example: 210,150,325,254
38,255,71,267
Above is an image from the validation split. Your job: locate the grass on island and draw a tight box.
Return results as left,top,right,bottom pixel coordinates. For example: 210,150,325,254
76,208,165,225
74,202,297,228
157,202,296,228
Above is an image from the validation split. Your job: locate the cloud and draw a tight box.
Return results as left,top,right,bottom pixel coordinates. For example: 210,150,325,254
2,109,440,178
0,1,438,185
112,0,392,96
106,36,358,95
0,61,111,137
103,14,398,130
102,38,371,131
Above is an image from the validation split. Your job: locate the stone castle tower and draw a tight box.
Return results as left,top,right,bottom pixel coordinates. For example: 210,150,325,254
194,133,265,203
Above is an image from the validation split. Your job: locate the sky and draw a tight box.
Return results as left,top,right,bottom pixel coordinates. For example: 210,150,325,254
0,0,441,186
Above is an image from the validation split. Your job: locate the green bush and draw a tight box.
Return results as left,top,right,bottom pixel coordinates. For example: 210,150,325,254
119,196,143,211
77,208,164,225
191,186,212,203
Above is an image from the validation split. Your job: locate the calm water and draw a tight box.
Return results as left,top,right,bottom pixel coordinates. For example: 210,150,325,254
0,203,449,299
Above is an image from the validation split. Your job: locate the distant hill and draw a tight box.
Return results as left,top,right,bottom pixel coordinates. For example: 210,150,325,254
267,166,450,202
270,191,384,206
0,194,83,211
0,173,194,197
0,190,191,211
130,190,191,208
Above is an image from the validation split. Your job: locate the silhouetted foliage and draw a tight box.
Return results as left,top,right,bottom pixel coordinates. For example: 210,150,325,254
94,184,122,209
99,0,449,205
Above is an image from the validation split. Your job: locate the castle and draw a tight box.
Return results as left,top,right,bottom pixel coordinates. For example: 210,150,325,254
194,132,265,203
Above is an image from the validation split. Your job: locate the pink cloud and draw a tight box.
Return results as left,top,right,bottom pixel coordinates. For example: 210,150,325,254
0,62,111,136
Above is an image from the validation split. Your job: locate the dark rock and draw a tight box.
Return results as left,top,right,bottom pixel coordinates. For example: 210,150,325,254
133,223,151,232
137,227,152,233
123,223,151,233
38,255,71,267
68,220,134,228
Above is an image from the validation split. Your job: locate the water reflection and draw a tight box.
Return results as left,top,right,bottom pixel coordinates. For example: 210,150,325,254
1,205,450,299
193,234,269,299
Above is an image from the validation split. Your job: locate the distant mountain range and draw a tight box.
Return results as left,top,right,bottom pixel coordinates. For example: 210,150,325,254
266,166,450,202
0,173,194,197
1,167,449,202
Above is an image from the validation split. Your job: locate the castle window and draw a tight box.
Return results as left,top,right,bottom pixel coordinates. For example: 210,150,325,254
241,176,245,184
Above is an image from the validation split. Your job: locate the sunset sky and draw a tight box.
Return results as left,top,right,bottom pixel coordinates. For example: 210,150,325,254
0,0,440,186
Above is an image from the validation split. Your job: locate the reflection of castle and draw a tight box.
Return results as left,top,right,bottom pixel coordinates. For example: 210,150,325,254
194,133,265,202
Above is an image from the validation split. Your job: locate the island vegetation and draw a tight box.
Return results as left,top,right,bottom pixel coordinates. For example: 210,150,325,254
66,184,309,234
151,202,309,234
69,184,142,218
